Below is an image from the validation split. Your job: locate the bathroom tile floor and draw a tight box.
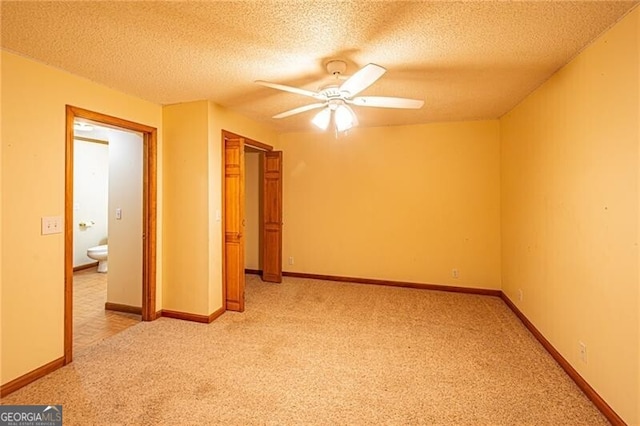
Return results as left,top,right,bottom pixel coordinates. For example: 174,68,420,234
73,267,140,353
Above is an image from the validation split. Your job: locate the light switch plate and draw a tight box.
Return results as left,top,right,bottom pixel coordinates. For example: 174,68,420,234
42,216,63,235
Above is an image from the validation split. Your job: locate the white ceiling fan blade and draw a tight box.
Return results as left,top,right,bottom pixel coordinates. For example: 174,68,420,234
255,80,323,99
273,102,326,119
339,63,386,97
351,96,424,109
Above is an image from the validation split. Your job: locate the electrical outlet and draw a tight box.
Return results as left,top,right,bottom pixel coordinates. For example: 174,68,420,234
517,289,523,302
288,256,294,265
452,268,459,279
579,341,587,363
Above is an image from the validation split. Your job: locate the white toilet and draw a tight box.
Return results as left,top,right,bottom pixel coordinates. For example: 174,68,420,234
87,244,108,273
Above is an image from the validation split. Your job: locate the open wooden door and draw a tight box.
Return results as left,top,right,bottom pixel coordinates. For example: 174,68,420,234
262,151,282,283
224,138,245,311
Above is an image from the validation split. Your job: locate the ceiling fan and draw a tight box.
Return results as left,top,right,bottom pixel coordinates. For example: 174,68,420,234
255,60,424,132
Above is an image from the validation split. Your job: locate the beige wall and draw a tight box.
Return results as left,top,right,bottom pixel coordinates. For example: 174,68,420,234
1,50,163,385
245,150,263,270
277,121,501,289
500,8,639,424
107,129,143,308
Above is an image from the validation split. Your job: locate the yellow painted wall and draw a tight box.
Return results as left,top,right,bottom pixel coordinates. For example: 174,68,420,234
637,10,640,425
244,150,262,270
278,121,501,289
162,101,276,316
500,8,639,424
162,101,210,315
1,50,163,385
0,51,4,379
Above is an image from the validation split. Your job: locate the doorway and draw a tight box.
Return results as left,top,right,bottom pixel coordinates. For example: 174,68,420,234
222,130,282,312
72,128,144,352
244,146,263,274
64,106,157,364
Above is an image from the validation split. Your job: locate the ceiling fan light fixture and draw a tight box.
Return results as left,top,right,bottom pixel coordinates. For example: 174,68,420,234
334,104,355,132
257,62,424,132
311,107,331,130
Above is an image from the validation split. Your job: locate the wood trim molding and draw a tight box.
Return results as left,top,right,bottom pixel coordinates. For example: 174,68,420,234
0,357,65,397
160,307,226,324
67,106,157,133
225,301,242,311
245,268,262,275
282,271,502,297
73,262,98,272
65,105,158,364
142,128,158,321
161,309,210,323
221,132,227,312
64,106,74,364
208,306,226,323
500,293,626,426
105,302,142,315
223,129,273,151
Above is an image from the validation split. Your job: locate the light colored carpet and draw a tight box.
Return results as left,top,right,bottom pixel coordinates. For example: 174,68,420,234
1,275,608,425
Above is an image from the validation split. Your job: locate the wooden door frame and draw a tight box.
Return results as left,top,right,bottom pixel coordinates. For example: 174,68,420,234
221,130,272,310
64,105,158,364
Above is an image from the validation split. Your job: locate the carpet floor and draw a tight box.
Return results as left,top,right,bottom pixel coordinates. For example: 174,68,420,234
1,275,608,425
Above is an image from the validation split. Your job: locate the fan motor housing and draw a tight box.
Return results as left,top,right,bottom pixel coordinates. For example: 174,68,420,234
321,86,343,99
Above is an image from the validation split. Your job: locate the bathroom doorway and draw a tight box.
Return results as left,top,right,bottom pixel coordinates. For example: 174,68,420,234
64,105,157,364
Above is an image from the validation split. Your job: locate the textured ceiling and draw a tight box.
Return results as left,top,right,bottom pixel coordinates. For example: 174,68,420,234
2,1,638,133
